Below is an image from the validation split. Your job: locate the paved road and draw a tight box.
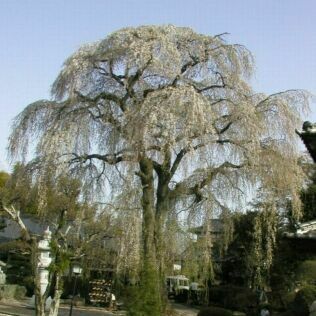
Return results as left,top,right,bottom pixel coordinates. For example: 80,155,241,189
172,303,199,316
0,303,120,316
0,302,198,316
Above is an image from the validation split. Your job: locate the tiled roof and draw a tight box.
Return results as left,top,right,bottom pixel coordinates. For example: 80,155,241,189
190,219,223,235
0,215,45,242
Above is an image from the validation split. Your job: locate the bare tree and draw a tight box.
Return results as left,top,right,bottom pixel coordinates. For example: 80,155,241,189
9,25,310,313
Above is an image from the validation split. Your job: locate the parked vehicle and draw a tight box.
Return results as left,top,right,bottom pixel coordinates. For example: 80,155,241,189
189,282,205,305
166,275,190,302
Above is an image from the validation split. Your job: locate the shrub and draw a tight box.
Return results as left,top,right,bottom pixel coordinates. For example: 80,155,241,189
209,286,257,311
0,284,26,300
296,260,316,285
14,285,26,299
270,290,296,311
198,306,233,316
22,276,34,297
288,285,316,316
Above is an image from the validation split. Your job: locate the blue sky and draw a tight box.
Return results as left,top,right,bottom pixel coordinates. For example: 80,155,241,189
0,0,315,171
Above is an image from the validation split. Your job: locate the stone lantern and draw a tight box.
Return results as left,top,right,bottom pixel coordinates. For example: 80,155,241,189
0,260,6,285
29,227,53,309
38,226,52,295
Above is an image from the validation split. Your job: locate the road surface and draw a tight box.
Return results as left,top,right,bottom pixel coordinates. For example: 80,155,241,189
0,301,199,316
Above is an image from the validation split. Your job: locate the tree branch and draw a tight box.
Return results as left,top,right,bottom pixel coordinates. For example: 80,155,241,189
218,122,233,134
181,55,200,73
170,148,187,178
2,205,31,241
109,60,125,87
143,78,178,98
74,90,127,112
68,150,135,166
192,72,230,92
170,161,245,199
169,143,207,178
125,56,153,100
213,32,230,39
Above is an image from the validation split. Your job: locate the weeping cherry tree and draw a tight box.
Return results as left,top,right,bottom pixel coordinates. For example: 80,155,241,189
9,25,310,314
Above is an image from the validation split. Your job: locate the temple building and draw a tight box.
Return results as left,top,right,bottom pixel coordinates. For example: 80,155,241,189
284,122,316,254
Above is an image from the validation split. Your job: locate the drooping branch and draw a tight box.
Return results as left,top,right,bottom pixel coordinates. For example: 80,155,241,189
143,81,178,98
65,101,123,134
124,56,153,100
170,161,245,200
68,151,135,166
217,122,233,135
170,148,187,178
181,54,201,74
74,90,126,112
192,71,231,92
255,89,300,108
213,32,230,39
169,143,213,179
108,60,126,87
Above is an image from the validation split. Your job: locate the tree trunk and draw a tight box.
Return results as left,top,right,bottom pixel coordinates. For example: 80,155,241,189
34,286,46,316
32,240,47,316
154,172,170,306
134,157,162,315
48,272,62,316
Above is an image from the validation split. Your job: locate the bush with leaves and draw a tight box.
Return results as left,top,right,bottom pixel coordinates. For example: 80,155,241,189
286,285,316,316
209,285,257,312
